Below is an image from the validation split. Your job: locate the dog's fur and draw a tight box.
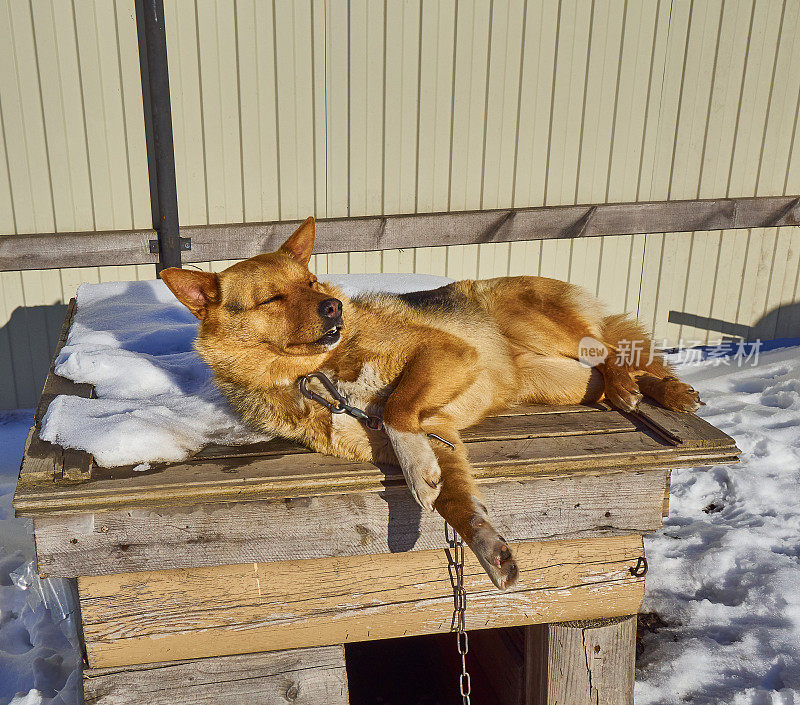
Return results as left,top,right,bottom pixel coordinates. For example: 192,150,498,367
161,217,701,589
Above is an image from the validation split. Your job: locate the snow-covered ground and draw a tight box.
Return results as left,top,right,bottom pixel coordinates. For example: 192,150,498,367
636,346,800,705
0,411,81,705
1,285,798,702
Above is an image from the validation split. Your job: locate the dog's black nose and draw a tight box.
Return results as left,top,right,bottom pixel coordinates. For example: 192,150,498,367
318,298,342,320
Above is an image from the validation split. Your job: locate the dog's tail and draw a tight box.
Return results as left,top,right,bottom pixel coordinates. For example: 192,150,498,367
600,313,703,411
600,313,672,377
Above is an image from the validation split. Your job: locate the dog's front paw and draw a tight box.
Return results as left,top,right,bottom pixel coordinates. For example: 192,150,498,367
466,508,518,590
470,522,518,591
385,427,442,510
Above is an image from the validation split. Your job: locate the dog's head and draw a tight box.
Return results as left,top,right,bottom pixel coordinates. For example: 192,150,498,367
161,218,346,366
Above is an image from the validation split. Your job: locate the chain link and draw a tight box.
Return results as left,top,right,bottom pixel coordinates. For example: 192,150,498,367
445,522,471,704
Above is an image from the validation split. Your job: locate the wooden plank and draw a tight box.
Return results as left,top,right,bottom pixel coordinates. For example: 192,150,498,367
61,448,92,484
633,399,737,449
18,299,94,487
464,409,635,441
39,298,93,401
18,428,60,492
523,622,549,705
2,195,799,270
82,645,349,705
180,196,800,261
525,616,636,705
194,407,630,461
78,535,646,668
0,229,157,271
14,427,738,516
34,469,667,577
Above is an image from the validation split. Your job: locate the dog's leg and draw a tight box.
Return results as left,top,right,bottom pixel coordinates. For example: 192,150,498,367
383,341,479,510
429,430,518,590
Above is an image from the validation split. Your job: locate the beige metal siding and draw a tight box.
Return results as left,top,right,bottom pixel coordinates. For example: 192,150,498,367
2,0,799,408
0,0,154,408
0,0,150,234
166,0,799,295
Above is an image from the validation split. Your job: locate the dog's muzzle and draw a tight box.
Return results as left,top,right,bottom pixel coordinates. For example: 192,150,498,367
315,325,342,345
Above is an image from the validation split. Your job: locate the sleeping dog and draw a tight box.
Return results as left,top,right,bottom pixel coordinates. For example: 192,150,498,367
162,217,701,589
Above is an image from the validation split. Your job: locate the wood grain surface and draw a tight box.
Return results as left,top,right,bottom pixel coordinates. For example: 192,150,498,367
16,425,738,516
4,195,796,270
82,645,349,705
15,299,94,497
530,617,637,705
35,469,666,576
78,535,646,668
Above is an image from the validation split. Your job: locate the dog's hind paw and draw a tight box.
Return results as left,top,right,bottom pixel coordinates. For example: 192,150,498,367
636,374,705,412
659,376,705,412
603,372,643,412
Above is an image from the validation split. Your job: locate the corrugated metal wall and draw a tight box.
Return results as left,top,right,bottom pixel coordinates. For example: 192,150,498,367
2,0,800,408
0,0,155,408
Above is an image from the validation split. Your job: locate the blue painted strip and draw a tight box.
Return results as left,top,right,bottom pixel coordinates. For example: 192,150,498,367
662,337,800,361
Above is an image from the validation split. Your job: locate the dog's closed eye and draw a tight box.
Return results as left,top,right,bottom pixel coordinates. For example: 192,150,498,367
259,294,285,306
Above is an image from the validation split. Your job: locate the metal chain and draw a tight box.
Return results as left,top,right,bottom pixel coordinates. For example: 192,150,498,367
445,522,471,704
299,373,466,697
298,372,456,447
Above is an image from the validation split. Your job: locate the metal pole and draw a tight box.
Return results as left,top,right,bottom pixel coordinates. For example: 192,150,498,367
135,0,182,273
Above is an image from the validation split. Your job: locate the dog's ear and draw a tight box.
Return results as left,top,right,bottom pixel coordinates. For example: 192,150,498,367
279,216,315,266
160,268,219,320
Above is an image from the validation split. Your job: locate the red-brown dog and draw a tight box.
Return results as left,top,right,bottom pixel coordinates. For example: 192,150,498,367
162,217,701,589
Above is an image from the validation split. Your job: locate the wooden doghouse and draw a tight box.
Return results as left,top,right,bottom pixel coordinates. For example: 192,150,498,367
14,300,739,704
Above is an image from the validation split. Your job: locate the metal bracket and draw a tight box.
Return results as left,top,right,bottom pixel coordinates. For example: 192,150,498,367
630,556,649,577
769,195,800,227
568,205,598,239
149,237,191,254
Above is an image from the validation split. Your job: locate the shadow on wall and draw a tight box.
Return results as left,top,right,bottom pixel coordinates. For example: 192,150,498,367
1,303,68,410
2,300,800,410
668,301,800,345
